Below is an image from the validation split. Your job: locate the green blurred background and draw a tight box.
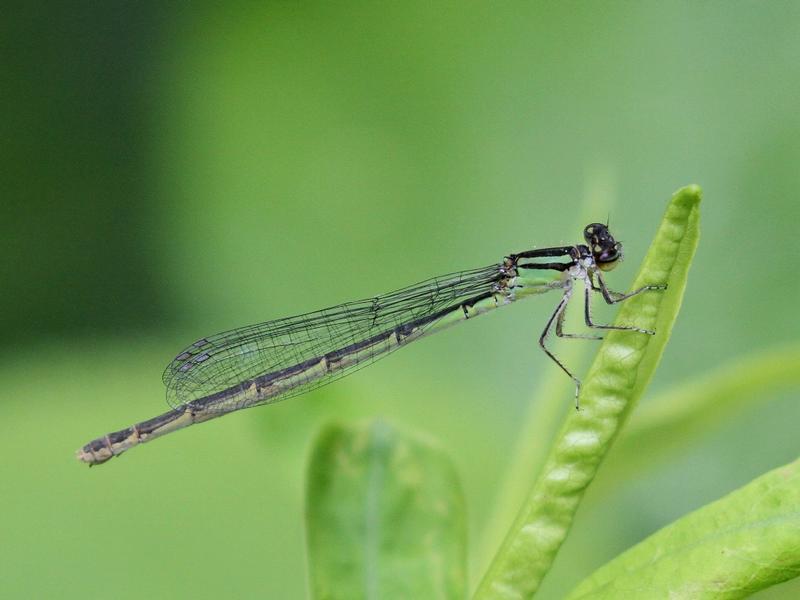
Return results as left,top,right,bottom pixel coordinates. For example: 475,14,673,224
3,3,799,598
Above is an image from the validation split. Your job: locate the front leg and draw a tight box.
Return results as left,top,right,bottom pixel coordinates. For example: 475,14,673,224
592,270,666,305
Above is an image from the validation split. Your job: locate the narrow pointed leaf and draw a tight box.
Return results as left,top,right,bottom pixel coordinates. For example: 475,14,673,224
568,457,800,599
475,185,701,599
598,342,800,489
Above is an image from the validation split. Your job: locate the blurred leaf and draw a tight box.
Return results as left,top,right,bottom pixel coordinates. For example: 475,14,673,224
305,419,467,600
474,186,701,598
567,457,800,599
599,342,800,489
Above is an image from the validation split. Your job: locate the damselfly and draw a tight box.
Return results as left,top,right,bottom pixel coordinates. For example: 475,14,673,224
77,223,664,466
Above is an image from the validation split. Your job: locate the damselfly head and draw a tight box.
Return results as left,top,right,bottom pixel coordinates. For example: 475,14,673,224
584,223,623,271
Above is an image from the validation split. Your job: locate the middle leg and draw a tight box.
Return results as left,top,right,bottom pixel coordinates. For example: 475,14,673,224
583,280,655,335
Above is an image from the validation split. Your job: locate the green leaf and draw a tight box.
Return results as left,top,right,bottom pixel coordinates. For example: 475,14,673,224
305,419,467,600
567,457,800,598
478,189,617,566
598,342,800,490
474,185,701,599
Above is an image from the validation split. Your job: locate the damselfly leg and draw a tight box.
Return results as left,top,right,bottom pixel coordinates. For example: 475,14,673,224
591,270,668,304
538,283,584,404
525,223,668,409
539,274,665,409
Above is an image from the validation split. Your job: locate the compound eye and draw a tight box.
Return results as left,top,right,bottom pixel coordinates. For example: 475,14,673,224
596,242,623,271
599,249,618,262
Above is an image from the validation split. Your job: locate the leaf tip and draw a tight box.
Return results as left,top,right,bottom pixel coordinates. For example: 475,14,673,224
672,184,703,208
